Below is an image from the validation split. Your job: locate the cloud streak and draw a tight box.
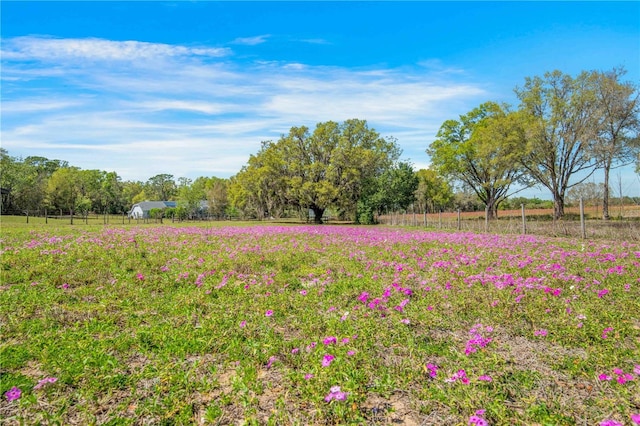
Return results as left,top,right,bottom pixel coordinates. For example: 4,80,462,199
232,35,270,45
1,36,231,62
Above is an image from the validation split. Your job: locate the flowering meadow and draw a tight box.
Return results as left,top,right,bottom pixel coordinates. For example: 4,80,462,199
1,223,639,425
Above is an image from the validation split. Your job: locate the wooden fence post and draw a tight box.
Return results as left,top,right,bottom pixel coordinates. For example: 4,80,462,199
580,198,586,239
521,204,526,235
457,209,461,231
484,206,489,233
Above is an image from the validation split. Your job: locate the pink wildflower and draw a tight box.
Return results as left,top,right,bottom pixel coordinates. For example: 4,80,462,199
534,329,548,337
600,420,623,426
446,369,469,384
630,414,640,425
325,385,348,402
469,409,489,426
4,387,21,401
266,356,277,369
323,336,337,345
33,377,57,390
321,354,335,367
265,310,274,317
425,363,438,379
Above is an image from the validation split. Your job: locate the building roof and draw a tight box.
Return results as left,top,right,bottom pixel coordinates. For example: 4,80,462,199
131,201,173,211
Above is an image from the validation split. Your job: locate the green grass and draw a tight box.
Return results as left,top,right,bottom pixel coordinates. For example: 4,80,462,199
0,221,638,425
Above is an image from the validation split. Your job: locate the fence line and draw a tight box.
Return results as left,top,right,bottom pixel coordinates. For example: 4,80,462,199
5,203,640,241
377,201,640,241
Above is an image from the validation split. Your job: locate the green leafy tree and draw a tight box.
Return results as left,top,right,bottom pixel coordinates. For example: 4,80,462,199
515,70,601,219
356,162,418,224
231,120,397,223
46,167,83,218
177,177,203,219
77,169,104,213
591,67,640,219
229,144,288,219
261,119,400,223
0,151,67,213
414,169,454,213
122,180,146,206
427,102,529,219
377,162,419,212
0,149,21,213
101,171,125,214
146,174,177,201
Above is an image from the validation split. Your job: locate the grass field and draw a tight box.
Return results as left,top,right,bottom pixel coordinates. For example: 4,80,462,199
0,221,639,425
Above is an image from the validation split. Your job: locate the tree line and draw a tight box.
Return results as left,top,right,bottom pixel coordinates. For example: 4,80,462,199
1,68,638,223
0,151,231,220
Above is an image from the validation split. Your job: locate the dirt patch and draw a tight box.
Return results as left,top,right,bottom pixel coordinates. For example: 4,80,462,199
360,391,429,425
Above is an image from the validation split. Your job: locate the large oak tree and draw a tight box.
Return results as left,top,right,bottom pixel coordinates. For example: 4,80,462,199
230,119,400,223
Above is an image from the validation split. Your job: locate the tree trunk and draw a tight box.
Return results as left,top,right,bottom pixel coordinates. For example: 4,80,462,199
311,206,325,224
553,191,565,220
485,197,497,220
602,160,611,220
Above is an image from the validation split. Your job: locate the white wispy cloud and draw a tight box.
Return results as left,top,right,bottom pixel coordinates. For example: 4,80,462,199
1,98,85,113
1,36,489,181
1,36,231,62
231,35,270,46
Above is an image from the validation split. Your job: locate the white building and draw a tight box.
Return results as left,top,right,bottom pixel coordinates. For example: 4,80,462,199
128,201,177,219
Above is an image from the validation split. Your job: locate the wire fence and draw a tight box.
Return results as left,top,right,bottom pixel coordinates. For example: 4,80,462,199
377,202,640,241
4,202,640,241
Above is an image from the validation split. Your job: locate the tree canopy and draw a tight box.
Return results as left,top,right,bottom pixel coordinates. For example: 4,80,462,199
229,119,401,223
515,70,603,219
427,102,529,218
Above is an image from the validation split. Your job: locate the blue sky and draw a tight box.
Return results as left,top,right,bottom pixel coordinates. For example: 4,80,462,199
2,1,639,198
